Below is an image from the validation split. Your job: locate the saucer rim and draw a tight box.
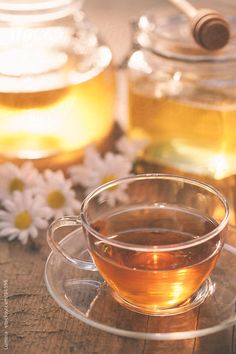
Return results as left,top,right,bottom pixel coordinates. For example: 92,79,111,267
44,228,236,340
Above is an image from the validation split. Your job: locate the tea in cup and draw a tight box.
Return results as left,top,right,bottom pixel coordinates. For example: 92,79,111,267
47,174,229,315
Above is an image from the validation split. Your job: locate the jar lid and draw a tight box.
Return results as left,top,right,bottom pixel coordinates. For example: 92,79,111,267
0,0,84,22
135,13,236,63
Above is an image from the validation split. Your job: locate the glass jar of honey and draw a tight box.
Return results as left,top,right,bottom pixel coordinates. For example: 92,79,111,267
126,10,236,179
0,0,116,168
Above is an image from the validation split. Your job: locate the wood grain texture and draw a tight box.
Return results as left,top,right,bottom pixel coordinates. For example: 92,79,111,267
1,163,236,354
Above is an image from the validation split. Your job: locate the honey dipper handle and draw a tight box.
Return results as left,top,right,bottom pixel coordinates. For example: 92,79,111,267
169,0,197,19
168,0,231,50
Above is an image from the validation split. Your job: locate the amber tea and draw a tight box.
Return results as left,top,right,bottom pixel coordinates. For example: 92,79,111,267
90,206,222,312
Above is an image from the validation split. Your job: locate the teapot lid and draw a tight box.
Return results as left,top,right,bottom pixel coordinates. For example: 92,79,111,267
0,0,84,22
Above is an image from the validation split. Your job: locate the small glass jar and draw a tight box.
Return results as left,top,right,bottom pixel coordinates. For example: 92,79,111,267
126,10,236,179
0,0,116,168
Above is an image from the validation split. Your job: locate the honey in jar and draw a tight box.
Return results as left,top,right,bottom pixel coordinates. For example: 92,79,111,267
126,7,236,179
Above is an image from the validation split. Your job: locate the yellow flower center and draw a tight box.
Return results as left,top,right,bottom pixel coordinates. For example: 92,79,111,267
47,190,65,209
15,211,32,230
100,174,117,191
9,178,25,193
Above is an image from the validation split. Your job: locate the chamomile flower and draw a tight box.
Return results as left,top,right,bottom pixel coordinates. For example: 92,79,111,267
68,146,133,206
0,190,51,245
115,135,148,161
37,169,81,218
0,162,40,200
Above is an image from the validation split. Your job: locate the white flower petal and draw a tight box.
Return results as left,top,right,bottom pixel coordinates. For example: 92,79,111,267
34,218,48,229
0,227,18,237
0,189,53,244
116,135,148,160
8,233,19,241
0,162,40,200
0,221,12,228
19,231,29,245
2,199,15,212
29,226,38,239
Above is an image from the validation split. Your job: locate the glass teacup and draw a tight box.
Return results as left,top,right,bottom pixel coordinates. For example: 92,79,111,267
47,174,229,315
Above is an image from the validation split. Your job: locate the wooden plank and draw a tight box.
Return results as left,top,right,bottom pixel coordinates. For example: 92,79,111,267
0,160,235,353
0,156,235,354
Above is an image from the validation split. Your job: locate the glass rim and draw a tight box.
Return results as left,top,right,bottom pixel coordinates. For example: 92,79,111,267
80,173,230,252
134,13,236,63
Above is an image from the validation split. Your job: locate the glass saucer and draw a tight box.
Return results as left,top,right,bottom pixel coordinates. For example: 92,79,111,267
44,226,236,340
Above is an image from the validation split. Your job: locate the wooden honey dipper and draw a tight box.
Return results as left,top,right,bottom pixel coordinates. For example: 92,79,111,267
169,0,231,50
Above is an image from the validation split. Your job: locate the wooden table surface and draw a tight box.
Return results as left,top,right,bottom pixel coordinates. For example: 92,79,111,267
1,1,236,353
1,157,236,354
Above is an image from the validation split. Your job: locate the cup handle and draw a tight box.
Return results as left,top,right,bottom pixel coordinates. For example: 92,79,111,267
47,216,97,271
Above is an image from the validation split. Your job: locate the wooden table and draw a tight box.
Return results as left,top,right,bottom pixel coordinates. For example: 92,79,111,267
1,157,236,354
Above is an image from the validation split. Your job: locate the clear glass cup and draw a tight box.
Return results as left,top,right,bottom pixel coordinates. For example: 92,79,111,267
47,174,229,315
0,0,116,168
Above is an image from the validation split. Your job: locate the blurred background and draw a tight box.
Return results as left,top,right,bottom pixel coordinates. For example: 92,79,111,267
84,0,165,64
84,0,235,64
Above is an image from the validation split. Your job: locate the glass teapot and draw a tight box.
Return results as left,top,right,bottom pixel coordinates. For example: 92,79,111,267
0,0,116,168
126,3,236,179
